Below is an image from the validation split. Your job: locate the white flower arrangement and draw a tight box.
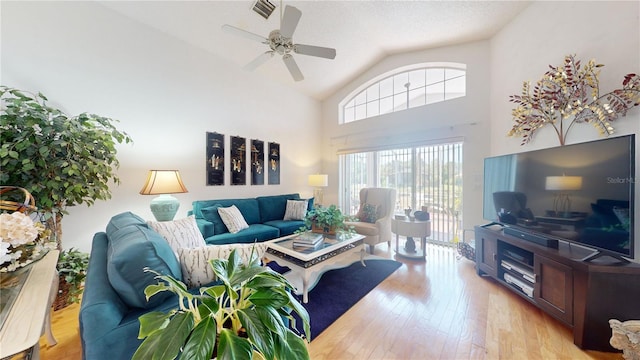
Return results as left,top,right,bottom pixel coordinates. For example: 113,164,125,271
0,212,57,272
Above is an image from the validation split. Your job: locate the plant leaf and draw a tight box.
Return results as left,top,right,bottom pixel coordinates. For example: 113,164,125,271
153,312,195,360
180,316,216,360
217,328,253,360
138,311,171,338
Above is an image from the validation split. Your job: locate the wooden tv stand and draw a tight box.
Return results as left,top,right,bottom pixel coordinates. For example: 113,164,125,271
475,225,640,351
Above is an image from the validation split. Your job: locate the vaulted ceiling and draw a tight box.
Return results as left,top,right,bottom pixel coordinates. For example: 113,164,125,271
101,1,531,100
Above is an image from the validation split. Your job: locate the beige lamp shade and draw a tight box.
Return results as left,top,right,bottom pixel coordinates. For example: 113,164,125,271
545,176,583,191
308,174,328,187
140,170,188,195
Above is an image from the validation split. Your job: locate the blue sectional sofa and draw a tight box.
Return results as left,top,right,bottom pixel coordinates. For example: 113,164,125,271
189,193,313,244
80,194,311,359
79,212,191,360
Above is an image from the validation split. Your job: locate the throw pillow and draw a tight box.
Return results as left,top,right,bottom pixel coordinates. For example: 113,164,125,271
178,242,269,288
217,205,249,233
147,216,206,253
359,203,379,223
201,204,229,234
283,199,309,220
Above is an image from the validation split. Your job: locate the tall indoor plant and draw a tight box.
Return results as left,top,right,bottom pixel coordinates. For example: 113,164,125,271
0,86,132,248
133,248,311,360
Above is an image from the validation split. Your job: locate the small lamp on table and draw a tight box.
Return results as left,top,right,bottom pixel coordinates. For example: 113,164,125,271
308,174,328,207
140,170,188,221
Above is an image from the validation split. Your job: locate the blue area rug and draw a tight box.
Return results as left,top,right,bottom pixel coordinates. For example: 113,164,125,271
270,259,402,339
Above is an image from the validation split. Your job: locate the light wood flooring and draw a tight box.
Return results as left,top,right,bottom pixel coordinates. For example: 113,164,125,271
39,243,622,360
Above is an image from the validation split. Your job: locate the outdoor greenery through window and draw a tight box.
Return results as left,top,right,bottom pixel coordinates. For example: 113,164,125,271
340,141,463,245
341,65,466,123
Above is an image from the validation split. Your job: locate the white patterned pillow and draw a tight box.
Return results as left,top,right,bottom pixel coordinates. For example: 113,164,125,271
217,205,249,233
147,216,206,253
283,199,309,220
177,242,269,288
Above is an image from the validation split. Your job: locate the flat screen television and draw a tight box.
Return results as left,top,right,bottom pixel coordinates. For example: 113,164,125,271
483,134,635,262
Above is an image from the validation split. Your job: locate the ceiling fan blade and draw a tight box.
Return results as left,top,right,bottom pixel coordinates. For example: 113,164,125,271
282,54,304,82
293,44,336,59
221,24,267,44
243,51,274,71
279,5,302,39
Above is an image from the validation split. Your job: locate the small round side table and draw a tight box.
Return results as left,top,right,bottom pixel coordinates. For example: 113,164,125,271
392,216,431,261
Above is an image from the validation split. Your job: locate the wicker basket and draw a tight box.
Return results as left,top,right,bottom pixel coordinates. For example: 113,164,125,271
0,186,37,213
53,275,72,311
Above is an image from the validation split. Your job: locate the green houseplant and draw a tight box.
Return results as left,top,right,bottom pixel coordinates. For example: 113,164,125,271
54,248,89,310
0,86,132,249
133,248,311,360
304,204,353,235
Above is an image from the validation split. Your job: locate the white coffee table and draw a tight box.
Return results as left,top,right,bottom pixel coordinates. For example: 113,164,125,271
264,232,366,303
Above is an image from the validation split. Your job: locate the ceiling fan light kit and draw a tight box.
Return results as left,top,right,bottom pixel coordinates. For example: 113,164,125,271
222,4,336,82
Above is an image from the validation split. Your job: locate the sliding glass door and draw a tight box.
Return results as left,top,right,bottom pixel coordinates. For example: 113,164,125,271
340,141,463,245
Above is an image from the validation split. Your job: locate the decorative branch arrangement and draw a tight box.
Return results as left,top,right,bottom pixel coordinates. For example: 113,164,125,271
508,54,640,146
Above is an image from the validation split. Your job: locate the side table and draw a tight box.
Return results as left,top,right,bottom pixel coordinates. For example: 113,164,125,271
392,217,431,261
0,250,59,359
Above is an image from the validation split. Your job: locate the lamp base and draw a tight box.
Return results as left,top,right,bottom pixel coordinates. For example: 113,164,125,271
313,188,324,208
149,194,180,221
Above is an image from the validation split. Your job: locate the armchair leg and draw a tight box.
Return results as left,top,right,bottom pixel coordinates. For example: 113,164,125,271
369,245,375,254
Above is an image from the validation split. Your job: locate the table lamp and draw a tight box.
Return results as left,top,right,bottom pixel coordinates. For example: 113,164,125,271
545,175,582,217
140,170,188,221
308,174,328,207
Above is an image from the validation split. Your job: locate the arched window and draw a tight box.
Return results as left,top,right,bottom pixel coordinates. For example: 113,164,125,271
340,63,466,124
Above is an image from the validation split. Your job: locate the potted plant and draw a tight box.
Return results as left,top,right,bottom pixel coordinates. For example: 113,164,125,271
304,204,353,235
0,86,132,249
133,248,311,360
54,248,89,310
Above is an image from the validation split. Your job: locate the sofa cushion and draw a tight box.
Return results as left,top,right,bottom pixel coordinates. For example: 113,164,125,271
204,224,279,245
201,205,228,234
106,211,147,237
178,242,269,288
147,216,206,253
106,217,182,309
283,199,309,220
256,194,301,223
218,205,250,233
193,198,261,225
263,219,305,237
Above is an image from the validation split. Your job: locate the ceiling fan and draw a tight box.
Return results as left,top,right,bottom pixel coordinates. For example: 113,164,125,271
222,5,336,82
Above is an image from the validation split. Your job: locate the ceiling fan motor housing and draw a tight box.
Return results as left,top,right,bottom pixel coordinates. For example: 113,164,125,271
268,30,293,55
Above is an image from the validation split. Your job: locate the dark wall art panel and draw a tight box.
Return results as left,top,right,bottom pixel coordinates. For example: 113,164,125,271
268,142,280,185
251,139,265,185
231,136,247,186
206,132,224,186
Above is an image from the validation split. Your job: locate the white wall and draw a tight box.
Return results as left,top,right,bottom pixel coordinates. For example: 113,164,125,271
490,1,640,259
1,2,322,253
321,40,492,229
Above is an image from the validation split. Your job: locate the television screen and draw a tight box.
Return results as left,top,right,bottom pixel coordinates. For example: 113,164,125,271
483,135,635,259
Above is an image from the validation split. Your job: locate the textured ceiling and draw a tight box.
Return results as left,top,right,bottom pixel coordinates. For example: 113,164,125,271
100,0,531,100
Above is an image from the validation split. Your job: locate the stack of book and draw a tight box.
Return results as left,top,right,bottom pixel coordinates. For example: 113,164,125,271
292,232,324,250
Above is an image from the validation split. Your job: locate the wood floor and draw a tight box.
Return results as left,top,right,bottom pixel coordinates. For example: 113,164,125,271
39,243,622,360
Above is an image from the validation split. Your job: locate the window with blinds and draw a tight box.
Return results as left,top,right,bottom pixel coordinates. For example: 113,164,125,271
340,141,463,245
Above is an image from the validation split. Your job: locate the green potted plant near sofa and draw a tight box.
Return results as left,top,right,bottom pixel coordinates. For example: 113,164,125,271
133,248,310,360
304,204,353,235
54,248,89,310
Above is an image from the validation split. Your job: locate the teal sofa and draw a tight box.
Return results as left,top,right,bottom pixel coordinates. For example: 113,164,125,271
79,212,203,360
189,193,313,245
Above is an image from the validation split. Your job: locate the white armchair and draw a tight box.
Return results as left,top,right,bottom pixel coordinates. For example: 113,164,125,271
345,187,397,254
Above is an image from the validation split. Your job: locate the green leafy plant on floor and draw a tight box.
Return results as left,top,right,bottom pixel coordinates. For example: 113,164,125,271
0,86,132,249
56,248,89,307
133,248,311,360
